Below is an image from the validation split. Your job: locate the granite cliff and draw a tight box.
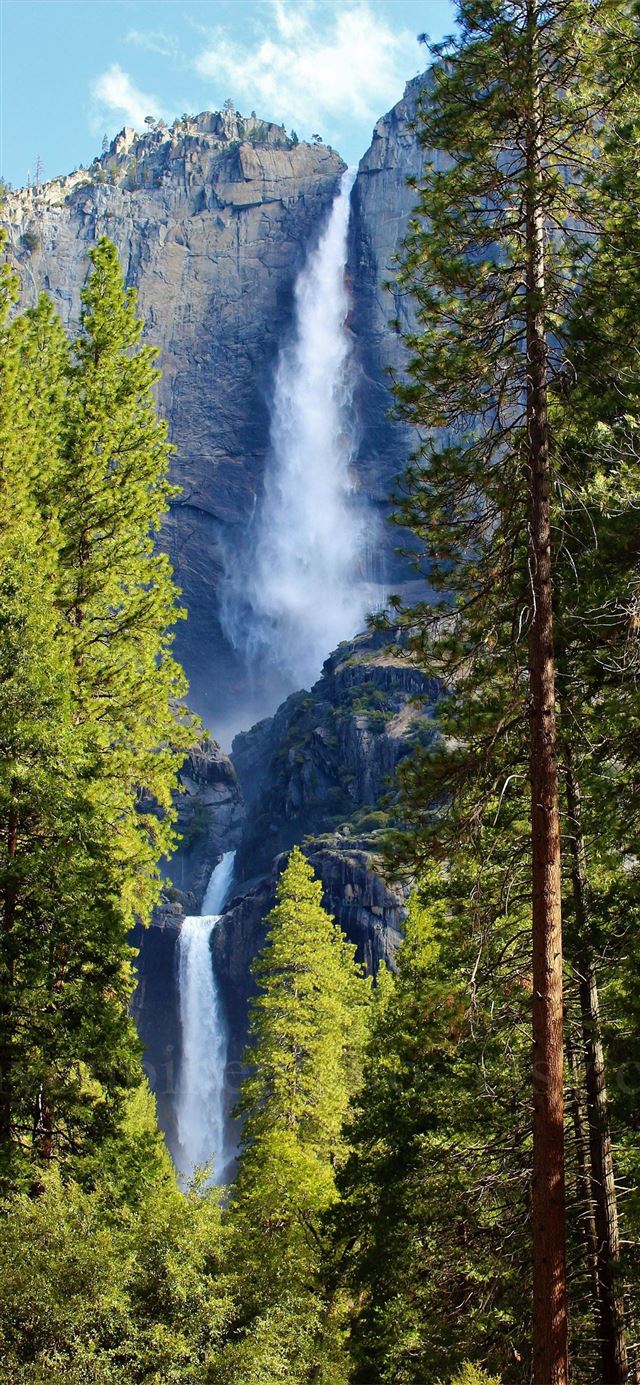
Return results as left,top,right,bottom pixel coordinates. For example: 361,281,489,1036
132,629,440,1152
2,81,428,729
3,109,345,727
3,76,433,1153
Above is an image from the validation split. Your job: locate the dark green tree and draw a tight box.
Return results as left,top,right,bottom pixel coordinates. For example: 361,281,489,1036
386,5,636,1378
338,864,534,1384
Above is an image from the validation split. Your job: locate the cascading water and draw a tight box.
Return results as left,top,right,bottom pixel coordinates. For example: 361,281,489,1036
173,175,382,1185
222,169,380,702
175,850,235,1185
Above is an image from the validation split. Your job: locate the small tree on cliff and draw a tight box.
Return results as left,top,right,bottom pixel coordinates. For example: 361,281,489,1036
220,847,370,1383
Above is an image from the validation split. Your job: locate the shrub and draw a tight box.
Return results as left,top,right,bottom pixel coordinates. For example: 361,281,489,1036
20,229,40,254
449,1365,502,1385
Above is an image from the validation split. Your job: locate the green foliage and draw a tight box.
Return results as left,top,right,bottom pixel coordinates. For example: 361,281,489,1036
448,1367,502,1385
58,237,195,928
353,5,640,1381
20,229,40,254
218,848,370,1382
0,237,196,1191
0,1148,231,1382
338,883,531,1383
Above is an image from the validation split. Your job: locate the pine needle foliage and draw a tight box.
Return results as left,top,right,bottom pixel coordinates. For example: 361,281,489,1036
219,847,370,1384
0,235,196,1190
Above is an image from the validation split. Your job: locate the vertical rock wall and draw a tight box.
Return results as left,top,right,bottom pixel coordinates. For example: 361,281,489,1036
349,72,430,576
2,112,345,728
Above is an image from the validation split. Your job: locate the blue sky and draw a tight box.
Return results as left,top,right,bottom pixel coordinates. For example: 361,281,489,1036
1,0,456,189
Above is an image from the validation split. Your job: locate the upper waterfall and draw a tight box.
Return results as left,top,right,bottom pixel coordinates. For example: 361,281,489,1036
222,170,379,703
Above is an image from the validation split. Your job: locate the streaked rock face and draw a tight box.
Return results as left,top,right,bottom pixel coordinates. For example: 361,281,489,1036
4,81,436,1147
2,110,346,724
348,73,430,559
3,80,430,727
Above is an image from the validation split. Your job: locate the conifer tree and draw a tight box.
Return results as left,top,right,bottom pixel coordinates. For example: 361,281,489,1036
338,874,533,1382
219,848,370,1383
58,236,193,928
0,236,195,1188
388,6,635,1378
548,94,640,1378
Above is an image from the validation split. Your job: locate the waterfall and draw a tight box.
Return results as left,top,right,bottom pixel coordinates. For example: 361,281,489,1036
175,850,235,1185
222,169,379,703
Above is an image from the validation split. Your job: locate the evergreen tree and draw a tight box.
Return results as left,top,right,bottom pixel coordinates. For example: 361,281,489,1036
218,848,370,1383
0,1086,232,1382
339,874,533,1384
57,236,193,929
387,6,635,1378
548,92,640,1376
0,236,195,1188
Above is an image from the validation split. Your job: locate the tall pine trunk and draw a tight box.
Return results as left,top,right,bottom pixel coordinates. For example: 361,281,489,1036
564,753,628,1383
525,4,568,1379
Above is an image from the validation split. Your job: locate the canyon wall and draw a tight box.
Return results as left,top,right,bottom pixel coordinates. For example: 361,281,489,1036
3,76,433,1151
3,79,428,729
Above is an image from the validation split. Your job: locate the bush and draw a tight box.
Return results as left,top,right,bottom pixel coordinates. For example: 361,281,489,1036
448,1365,502,1385
20,230,40,254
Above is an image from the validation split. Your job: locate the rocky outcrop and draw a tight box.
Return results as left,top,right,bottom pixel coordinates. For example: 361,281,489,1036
132,629,440,1128
167,733,244,910
2,110,345,726
195,627,439,1067
232,628,439,881
349,72,433,578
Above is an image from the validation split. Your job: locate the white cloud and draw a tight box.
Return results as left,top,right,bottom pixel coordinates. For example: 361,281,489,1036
91,64,166,135
127,28,179,60
194,0,420,137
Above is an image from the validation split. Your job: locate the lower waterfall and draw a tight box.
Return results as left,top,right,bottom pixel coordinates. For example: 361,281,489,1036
175,850,236,1185
174,176,380,1183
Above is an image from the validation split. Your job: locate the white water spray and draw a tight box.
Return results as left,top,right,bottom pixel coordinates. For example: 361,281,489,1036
175,850,235,1185
222,169,379,697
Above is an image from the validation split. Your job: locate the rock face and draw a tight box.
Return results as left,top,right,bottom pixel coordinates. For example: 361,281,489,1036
2,82,431,726
2,110,345,726
348,72,430,576
135,630,441,1114
166,734,244,911
3,81,439,1148
231,628,439,883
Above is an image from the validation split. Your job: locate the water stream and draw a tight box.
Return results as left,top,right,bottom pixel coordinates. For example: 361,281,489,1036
222,168,379,700
175,850,236,1185
176,174,380,1183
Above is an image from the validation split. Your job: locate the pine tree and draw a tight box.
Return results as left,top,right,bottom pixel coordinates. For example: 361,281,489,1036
338,872,533,1383
57,236,193,929
388,6,635,1378
548,91,640,1377
0,236,196,1188
219,848,370,1383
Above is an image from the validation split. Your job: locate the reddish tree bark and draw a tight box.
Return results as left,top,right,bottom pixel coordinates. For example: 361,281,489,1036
526,3,568,1378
